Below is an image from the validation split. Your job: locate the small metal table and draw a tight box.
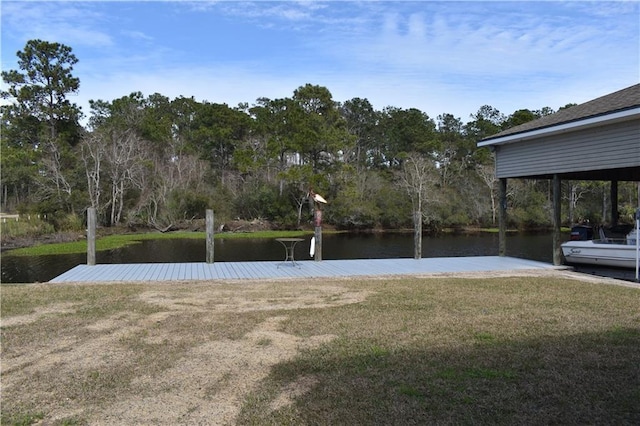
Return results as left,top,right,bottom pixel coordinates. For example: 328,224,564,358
275,238,304,267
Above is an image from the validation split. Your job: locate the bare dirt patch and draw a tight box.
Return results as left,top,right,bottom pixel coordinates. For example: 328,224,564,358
0,302,77,328
1,281,366,425
97,314,336,425
137,283,372,313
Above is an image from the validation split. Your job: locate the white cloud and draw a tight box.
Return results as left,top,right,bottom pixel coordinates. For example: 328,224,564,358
1,2,113,48
120,30,154,42
319,1,638,94
3,0,638,125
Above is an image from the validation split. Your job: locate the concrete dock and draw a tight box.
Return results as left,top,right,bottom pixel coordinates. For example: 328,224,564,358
50,256,556,283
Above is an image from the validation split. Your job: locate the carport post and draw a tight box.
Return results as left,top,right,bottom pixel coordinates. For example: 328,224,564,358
498,178,507,257
611,180,618,226
552,174,562,266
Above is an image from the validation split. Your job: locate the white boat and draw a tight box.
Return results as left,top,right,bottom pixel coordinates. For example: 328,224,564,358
562,227,639,269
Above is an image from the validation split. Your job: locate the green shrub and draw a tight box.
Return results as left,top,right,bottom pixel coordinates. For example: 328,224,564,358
0,215,55,238
168,190,211,220
233,184,296,223
56,212,84,232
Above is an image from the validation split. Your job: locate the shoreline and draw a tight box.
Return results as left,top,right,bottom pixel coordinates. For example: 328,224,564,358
2,225,558,257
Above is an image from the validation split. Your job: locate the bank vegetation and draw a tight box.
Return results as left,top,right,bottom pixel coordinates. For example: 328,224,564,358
3,40,639,244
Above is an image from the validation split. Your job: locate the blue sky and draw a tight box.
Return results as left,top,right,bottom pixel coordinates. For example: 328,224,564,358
1,1,639,124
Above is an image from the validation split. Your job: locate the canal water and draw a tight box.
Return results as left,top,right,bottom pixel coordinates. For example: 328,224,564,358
1,232,559,284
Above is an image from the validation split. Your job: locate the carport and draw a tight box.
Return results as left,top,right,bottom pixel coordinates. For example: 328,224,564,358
478,84,640,265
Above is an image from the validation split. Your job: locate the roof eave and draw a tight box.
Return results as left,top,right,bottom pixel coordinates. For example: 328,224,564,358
477,107,640,148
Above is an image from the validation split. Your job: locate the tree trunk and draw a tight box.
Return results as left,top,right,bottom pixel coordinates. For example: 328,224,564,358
611,181,618,226
295,195,307,227
110,183,117,226
569,183,576,224
499,178,507,257
117,180,125,224
490,185,496,225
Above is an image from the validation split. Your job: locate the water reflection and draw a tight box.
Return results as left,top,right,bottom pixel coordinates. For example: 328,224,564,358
2,232,557,284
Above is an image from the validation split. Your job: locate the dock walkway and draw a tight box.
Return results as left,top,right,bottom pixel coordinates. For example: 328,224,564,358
50,256,556,283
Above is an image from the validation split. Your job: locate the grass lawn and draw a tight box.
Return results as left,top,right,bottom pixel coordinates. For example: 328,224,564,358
1,274,639,425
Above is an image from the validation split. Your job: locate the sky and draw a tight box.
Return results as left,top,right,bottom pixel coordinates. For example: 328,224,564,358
1,0,639,125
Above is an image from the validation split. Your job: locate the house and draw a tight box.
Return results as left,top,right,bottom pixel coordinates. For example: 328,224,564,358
478,84,640,264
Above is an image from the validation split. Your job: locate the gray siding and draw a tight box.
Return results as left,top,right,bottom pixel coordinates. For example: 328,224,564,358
495,119,640,178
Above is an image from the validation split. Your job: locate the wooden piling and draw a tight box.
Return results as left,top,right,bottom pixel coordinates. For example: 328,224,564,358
206,209,214,263
314,226,322,261
87,207,96,266
413,210,422,260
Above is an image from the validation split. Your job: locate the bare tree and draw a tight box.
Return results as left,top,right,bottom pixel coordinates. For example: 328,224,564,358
137,151,208,228
49,143,69,196
37,141,73,201
476,162,498,224
81,125,144,226
398,153,440,259
81,133,104,211
565,181,590,224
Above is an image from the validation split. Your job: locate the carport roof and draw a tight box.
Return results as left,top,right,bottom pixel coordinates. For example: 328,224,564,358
477,84,640,181
479,83,640,146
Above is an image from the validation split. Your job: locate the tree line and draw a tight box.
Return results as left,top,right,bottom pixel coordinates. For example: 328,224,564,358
2,40,637,232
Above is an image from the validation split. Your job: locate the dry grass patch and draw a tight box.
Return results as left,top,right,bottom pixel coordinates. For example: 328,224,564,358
1,275,639,425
